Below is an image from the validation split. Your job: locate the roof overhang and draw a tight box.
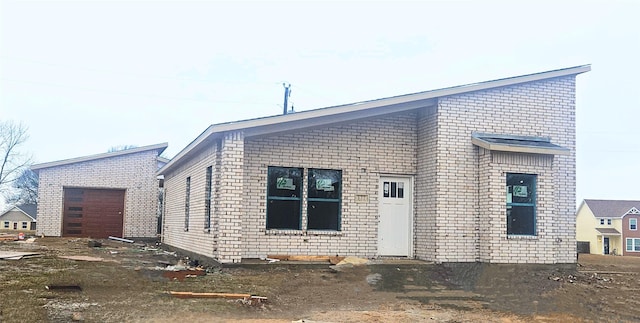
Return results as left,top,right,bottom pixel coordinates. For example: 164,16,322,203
596,228,621,235
472,132,570,155
32,143,168,171
159,65,590,175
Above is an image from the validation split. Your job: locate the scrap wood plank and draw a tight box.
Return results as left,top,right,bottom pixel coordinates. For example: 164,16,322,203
0,235,17,241
169,291,266,301
267,255,345,263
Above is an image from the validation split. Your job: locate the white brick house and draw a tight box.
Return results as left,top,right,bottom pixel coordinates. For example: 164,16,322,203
32,143,167,238
159,65,590,264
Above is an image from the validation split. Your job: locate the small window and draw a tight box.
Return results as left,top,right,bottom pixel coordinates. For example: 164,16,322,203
204,166,213,230
600,219,605,225
21,222,28,229
607,218,612,225
630,218,637,231
307,169,342,230
383,181,404,199
3,221,8,228
185,176,191,231
506,173,536,236
266,167,302,230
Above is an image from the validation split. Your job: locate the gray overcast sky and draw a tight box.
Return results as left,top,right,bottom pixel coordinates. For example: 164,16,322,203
1,1,639,208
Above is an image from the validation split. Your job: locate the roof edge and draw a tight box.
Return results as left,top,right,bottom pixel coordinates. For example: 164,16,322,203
32,142,168,171
160,65,590,175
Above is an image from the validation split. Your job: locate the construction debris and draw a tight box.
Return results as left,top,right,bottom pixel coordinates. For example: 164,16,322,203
46,285,83,292
108,236,134,243
162,269,206,281
168,291,267,303
267,255,346,264
87,240,102,248
0,251,42,260
335,256,369,266
59,255,111,262
0,234,17,241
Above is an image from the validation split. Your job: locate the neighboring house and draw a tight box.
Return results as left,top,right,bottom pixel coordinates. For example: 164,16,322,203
158,65,590,264
0,204,37,231
32,143,167,239
576,199,640,257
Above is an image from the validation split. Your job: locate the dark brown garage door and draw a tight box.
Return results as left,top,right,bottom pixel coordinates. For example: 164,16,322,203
63,188,125,238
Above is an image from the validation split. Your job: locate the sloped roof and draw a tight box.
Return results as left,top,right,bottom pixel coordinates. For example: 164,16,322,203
17,204,37,219
32,143,168,171
159,65,590,175
595,228,621,235
0,204,37,221
584,199,640,218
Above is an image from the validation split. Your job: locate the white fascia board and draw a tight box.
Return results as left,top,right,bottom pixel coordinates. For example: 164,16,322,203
160,65,590,175
32,143,168,171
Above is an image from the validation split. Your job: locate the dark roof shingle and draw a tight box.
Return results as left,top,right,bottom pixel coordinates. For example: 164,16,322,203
584,199,640,218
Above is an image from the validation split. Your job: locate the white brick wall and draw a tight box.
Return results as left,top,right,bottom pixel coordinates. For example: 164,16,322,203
162,141,219,259
161,75,578,264
242,112,418,259
434,76,577,263
37,150,161,238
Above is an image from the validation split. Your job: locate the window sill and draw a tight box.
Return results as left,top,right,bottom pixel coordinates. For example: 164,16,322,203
507,234,538,240
265,229,342,237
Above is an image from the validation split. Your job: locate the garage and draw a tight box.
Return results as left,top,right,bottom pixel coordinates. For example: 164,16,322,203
63,188,125,238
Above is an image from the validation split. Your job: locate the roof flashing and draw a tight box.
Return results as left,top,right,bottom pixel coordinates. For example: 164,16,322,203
471,132,570,156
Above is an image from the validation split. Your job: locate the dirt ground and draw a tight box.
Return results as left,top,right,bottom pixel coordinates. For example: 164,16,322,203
1,236,639,323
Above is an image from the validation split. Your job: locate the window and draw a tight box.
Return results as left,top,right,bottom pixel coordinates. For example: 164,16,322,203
630,218,637,230
307,169,342,230
204,166,213,230
506,173,536,235
21,222,28,229
607,218,612,225
184,177,191,231
266,167,303,229
600,219,605,225
3,221,8,228
626,238,640,252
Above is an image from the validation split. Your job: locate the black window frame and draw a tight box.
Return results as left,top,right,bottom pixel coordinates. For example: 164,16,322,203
307,168,342,231
506,173,537,236
266,166,303,230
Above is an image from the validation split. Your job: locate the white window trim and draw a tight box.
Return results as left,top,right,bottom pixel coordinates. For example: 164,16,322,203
630,218,638,231
626,238,640,252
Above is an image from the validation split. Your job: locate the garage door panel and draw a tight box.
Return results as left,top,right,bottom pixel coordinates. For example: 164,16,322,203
63,188,125,238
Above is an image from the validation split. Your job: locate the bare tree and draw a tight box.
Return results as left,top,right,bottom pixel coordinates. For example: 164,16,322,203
6,168,38,205
0,121,31,193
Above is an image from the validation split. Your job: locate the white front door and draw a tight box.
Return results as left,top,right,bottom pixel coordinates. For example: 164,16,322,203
378,176,413,256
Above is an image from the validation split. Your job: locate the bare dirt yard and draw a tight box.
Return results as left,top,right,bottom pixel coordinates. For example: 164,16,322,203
1,236,639,322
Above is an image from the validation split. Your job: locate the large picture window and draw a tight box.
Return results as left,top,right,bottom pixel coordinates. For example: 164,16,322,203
307,169,342,230
266,167,303,229
506,173,536,235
